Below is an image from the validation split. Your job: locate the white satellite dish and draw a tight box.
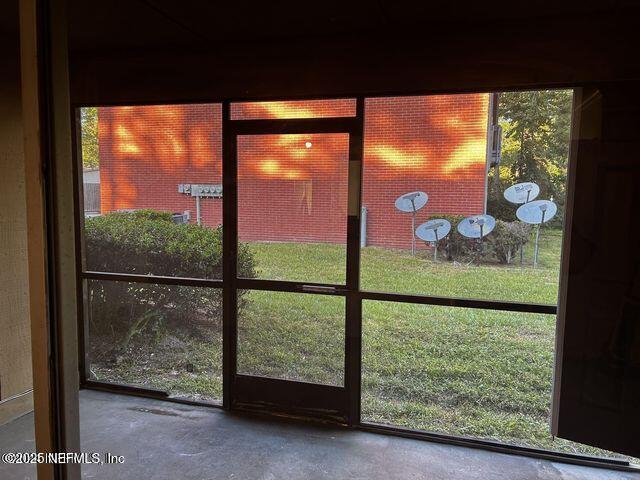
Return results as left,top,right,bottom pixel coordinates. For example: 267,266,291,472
394,191,428,213
416,219,451,243
516,199,557,225
504,182,540,204
457,214,496,239
416,219,451,261
516,199,557,267
394,191,429,255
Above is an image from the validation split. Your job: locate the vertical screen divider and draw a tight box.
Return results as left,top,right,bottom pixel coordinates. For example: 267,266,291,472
71,108,90,383
345,97,365,425
222,101,238,408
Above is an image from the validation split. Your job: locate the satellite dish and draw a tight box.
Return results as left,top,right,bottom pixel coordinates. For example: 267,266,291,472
516,199,557,267
394,191,428,213
457,214,496,239
504,182,540,204
516,199,557,225
416,219,451,261
416,219,451,243
395,191,429,255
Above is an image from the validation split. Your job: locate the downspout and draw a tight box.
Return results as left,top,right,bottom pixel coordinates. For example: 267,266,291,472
484,92,501,213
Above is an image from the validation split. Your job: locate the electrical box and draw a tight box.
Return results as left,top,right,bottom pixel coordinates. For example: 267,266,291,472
489,124,502,167
172,212,190,224
178,184,222,198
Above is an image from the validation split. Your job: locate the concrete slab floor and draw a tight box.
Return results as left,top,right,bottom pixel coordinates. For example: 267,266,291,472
1,389,639,480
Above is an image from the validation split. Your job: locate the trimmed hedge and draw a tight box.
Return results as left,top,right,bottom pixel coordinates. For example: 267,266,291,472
85,210,256,345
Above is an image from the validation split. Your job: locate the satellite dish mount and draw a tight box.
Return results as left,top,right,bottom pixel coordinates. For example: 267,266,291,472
432,226,441,260
533,208,546,266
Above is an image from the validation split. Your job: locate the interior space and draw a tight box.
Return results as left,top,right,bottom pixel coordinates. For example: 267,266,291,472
1,1,640,479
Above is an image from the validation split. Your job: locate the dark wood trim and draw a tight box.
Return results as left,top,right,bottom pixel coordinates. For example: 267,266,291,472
69,81,586,109
19,0,58,475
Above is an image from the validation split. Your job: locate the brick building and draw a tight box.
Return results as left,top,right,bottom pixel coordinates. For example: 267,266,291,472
95,94,491,249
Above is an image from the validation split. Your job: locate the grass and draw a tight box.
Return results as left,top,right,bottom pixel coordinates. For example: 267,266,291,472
237,291,345,385
248,230,562,304
89,229,633,461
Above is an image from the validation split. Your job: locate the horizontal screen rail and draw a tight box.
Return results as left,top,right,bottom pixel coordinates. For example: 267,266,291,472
82,272,556,313
359,290,557,314
237,278,348,295
227,116,360,135
82,381,223,410
81,271,223,288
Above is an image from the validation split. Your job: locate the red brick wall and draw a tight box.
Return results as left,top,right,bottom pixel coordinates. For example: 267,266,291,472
98,103,223,228
237,133,349,244
363,95,489,249
96,94,489,250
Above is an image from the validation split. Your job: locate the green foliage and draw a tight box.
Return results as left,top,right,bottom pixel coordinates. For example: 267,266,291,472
486,169,520,223
85,210,256,346
433,215,474,260
430,215,530,264
491,90,573,226
81,107,99,170
484,220,532,264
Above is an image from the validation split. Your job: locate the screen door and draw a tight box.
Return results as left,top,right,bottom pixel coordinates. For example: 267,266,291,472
222,100,364,422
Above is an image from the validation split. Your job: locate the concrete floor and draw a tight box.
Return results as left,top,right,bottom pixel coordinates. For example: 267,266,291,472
1,390,639,480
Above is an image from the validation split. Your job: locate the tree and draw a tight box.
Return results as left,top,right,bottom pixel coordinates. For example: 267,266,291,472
488,90,573,223
81,107,99,169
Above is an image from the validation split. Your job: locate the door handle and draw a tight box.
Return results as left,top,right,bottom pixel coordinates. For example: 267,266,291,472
300,285,337,293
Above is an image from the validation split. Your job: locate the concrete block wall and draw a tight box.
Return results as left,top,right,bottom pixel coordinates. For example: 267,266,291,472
0,47,33,424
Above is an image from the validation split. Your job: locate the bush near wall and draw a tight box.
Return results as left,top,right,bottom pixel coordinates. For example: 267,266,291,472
485,220,532,264
85,210,256,346
431,215,531,264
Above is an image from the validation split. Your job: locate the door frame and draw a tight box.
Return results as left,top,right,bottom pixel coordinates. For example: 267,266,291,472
221,99,365,423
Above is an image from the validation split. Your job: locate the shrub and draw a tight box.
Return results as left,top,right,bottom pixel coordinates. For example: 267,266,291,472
484,220,532,264
428,214,531,264
85,210,256,346
432,214,474,261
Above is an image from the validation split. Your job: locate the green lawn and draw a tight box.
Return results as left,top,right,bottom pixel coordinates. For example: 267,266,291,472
248,230,562,304
89,229,632,460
